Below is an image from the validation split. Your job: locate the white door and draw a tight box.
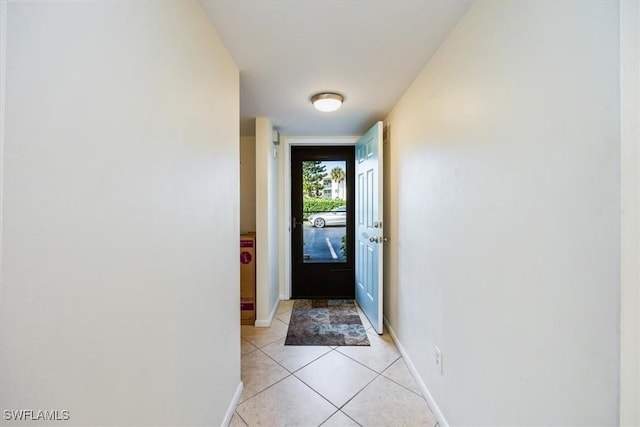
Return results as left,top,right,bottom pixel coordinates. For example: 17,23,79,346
355,122,383,334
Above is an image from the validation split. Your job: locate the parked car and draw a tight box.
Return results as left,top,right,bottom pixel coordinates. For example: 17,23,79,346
308,206,346,228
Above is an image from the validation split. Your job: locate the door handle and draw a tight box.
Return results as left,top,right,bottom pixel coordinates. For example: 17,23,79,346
369,236,390,244
292,216,304,229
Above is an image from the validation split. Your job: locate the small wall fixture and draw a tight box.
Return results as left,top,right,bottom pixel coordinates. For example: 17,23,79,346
311,92,344,112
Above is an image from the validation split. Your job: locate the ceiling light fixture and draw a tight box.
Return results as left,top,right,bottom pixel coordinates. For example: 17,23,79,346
311,92,344,112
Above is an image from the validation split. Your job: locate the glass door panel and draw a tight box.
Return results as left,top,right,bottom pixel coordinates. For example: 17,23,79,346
302,160,348,264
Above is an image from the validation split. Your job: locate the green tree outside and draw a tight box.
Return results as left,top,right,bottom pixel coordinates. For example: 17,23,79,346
330,167,345,199
302,161,327,197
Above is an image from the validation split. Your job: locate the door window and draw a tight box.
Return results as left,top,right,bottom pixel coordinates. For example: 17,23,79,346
302,160,348,264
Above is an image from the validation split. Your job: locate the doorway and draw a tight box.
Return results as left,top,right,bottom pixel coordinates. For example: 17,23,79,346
291,146,355,298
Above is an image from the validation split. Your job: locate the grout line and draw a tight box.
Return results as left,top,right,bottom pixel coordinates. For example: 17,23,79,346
240,337,259,356
317,409,363,427
334,344,401,375
288,352,381,413
257,335,287,349
289,349,332,374
241,335,284,350
333,349,384,374
339,410,363,427
236,372,294,408
238,347,296,402
317,409,340,427
260,343,332,375
384,319,442,426
240,325,288,349
290,371,343,412
235,411,249,427
379,361,426,398
239,322,426,426
335,371,381,411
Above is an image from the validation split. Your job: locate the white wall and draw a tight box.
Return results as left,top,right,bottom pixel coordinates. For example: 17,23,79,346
384,1,620,425
255,118,279,324
0,2,240,426
621,1,640,425
240,136,257,233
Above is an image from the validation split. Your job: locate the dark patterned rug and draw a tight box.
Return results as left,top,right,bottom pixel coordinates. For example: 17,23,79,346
284,299,370,346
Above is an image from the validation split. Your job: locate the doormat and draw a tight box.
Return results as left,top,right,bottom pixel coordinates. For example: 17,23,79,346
285,299,370,346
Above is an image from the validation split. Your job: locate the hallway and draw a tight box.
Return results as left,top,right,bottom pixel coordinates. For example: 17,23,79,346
232,301,437,427
2,2,637,426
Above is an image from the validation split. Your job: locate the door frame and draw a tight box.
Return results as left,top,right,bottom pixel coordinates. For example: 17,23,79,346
291,145,356,298
281,136,359,300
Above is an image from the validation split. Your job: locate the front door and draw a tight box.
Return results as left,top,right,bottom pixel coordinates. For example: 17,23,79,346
291,146,355,298
355,122,384,334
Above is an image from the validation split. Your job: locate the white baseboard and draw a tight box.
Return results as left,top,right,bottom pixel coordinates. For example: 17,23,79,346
221,381,243,427
383,317,450,427
254,298,280,327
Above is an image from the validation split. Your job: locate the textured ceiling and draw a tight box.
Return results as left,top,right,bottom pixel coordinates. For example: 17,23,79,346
201,1,472,136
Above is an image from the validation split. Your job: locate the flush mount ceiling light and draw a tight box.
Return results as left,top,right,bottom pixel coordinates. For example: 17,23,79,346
311,92,344,112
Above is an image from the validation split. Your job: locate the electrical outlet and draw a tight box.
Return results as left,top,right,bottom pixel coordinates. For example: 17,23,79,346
435,346,443,374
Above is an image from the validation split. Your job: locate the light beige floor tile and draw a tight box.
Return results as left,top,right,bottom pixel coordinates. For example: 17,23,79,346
237,375,337,427
275,309,292,325
356,307,373,331
342,376,436,427
295,350,377,408
241,338,258,356
241,318,289,348
321,410,361,427
229,412,248,427
336,331,400,373
276,299,295,315
240,350,289,402
261,337,331,372
382,357,422,396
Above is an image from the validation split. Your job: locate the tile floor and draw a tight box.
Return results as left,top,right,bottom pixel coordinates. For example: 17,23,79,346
231,300,438,427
